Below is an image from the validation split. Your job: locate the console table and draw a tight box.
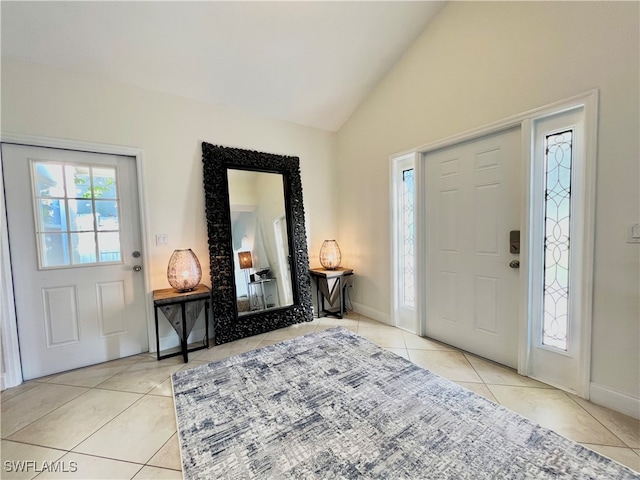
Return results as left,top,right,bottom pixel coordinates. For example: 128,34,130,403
309,268,353,319
153,284,210,362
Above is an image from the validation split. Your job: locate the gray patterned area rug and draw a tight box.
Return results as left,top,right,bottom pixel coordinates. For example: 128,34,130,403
172,327,639,479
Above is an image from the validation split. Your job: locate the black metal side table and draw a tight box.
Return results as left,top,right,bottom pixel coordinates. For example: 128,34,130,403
153,284,210,362
309,268,354,319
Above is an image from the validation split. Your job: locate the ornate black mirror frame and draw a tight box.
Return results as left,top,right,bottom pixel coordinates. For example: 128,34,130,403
202,143,314,344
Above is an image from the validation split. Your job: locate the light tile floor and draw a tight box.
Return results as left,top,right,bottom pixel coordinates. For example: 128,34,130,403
2,314,639,479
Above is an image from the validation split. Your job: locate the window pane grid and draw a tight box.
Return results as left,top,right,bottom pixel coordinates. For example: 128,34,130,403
32,162,122,268
542,130,573,351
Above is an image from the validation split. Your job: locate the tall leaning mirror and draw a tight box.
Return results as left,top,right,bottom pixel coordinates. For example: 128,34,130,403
202,143,313,344
229,170,294,315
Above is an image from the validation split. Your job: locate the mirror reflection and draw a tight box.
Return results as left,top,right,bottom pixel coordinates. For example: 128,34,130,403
228,169,294,316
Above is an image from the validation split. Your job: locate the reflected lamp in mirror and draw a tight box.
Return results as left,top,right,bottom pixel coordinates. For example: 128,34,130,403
319,240,342,270
167,249,202,292
238,251,253,270
238,251,253,298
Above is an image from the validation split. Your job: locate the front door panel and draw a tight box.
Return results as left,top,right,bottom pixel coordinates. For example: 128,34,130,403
2,144,148,379
425,128,521,368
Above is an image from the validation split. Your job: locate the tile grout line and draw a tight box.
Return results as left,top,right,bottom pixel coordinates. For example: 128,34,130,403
1,439,157,479
2,386,92,441
38,363,136,390
1,361,152,441
53,450,148,468
564,391,632,449
395,327,636,454
141,424,180,473
64,392,148,454
129,463,146,480
63,380,173,459
1,438,70,454
4,362,181,468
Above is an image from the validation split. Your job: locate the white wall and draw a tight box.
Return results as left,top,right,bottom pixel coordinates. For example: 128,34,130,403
1,57,338,290
1,56,337,369
337,2,639,401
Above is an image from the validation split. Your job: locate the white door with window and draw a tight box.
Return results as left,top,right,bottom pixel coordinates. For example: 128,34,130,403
425,128,521,368
2,144,148,380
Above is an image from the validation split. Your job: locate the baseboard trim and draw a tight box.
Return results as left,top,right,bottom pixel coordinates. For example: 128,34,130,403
351,302,392,326
590,382,640,419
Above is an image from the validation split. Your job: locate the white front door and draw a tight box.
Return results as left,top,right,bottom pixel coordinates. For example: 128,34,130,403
2,144,148,380
425,128,521,368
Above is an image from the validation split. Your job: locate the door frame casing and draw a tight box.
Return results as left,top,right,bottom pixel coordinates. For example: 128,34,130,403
0,156,21,390
0,133,154,389
389,90,598,397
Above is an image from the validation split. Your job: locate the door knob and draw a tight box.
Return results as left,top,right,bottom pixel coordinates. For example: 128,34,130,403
133,265,142,272
509,260,520,269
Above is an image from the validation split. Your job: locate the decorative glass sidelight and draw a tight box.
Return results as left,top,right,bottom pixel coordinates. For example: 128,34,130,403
402,169,415,308
542,130,573,350
32,162,122,268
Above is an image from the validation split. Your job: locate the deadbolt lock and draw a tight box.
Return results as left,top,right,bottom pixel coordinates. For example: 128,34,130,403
510,230,520,254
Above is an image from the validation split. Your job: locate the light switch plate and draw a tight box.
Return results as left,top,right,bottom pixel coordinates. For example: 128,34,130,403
156,234,169,246
627,223,640,244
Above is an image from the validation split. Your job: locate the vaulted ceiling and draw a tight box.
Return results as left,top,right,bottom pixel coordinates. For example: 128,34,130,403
1,1,445,132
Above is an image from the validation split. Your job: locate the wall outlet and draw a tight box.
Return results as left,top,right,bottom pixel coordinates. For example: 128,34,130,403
627,223,640,244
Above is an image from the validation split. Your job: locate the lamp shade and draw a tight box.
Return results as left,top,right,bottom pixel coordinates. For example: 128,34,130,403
319,240,342,270
238,251,253,270
167,249,202,292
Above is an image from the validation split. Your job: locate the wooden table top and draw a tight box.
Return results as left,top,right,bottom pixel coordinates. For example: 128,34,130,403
153,284,211,303
309,268,353,278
